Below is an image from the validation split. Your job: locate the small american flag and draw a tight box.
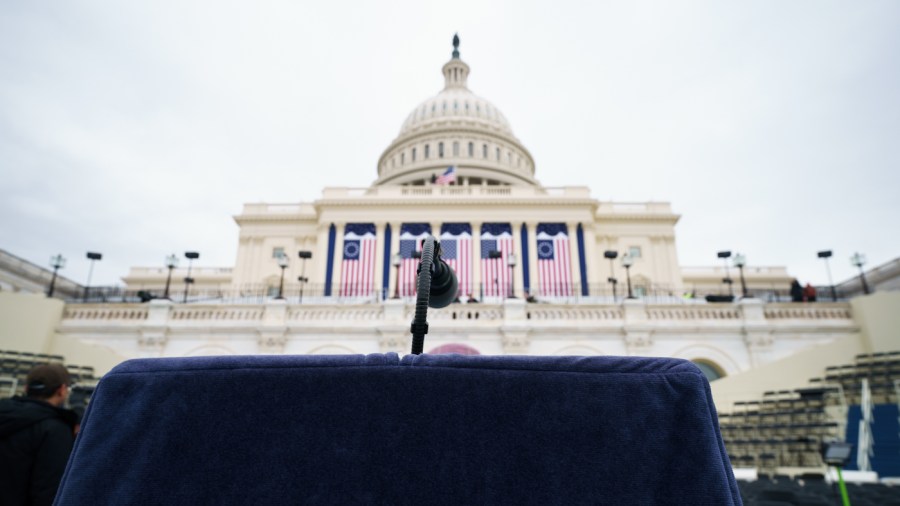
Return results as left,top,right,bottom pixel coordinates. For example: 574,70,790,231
536,224,571,297
340,224,376,297
435,166,457,185
480,224,514,298
440,224,472,299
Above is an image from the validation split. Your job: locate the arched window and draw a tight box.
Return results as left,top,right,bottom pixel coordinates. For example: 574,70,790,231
452,142,459,156
496,147,500,161
692,360,725,382
412,148,416,162
442,102,447,112
401,152,405,164
468,142,474,157
425,144,430,158
482,144,488,158
508,152,512,164
438,142,444,158
453,101,458,111
465,102,469,112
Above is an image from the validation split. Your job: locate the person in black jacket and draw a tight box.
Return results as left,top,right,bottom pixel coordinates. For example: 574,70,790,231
0,363,78,506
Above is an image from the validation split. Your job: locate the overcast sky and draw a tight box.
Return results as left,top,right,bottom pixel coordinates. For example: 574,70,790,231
1,1,898,288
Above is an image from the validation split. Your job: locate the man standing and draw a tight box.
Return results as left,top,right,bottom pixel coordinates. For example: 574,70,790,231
0,363,78,506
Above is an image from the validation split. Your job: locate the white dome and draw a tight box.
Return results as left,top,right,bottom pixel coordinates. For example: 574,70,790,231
375,38,537,187
399,87,514,136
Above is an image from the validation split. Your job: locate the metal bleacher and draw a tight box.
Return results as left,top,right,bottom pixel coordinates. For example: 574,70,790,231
721,350,900,474
0,349,98,409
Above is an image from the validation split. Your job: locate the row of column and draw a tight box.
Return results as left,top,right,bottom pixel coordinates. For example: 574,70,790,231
314,221,598,298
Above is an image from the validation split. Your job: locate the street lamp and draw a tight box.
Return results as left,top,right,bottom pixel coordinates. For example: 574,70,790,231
488,250,502,298
47,254,66,298
733,253,749,298
621,254,635,299
163,254,179,299
604,250,618,301
297,250,312,303
717,250,733,296
850,252,871,295
818,250,837,301
275,253,289,299
182,251,199,303
507,253,517,298
83,252,102,302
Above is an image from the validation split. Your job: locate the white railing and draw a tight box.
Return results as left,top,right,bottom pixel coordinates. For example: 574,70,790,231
60,301,856,326
64,306,149,321
526,307,624,321
170,306,265,321
763,304,852,320
646,305,741,321
289,307,384,321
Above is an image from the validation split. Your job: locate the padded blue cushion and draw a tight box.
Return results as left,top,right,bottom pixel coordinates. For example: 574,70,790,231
56,354,741,505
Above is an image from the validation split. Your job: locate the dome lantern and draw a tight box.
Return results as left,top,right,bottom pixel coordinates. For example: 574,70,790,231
443,34,469,89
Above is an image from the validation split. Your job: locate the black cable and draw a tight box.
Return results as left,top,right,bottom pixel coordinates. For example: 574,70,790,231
410,236,436,355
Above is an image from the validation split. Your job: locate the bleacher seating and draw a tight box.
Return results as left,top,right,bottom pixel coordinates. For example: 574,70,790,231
720,350,900,477
0,349,98,409
737,474,900,506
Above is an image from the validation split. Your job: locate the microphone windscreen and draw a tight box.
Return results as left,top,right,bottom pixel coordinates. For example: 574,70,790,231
428,260,458,309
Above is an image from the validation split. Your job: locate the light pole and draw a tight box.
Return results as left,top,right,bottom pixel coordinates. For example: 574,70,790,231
83,252,102,302
297,250,312,303
489,250,502,298
182,251,199,303
47,254,66,298
163,254,179,299
733,253,749,298
850,252,871,295
391,253,402,299
818,250,837,301
275,253,288,299
622,254,635,299
717,250,733,297
507,253,517,298
604,250,618,301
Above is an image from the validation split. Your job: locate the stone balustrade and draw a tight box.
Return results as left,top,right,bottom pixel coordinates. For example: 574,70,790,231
57,299,859,367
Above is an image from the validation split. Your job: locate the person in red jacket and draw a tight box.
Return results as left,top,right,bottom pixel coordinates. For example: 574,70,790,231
804,283,818,302
0,364,78,506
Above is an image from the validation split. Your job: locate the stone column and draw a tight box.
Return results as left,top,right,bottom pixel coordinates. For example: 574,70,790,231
389,221,401,298
471,221,482,299
512,221,524,298
567,222,581,297
332,222,345,297
527,222,538,296
138,299,171,355
740,298,773,367
582,223,598,291
258,299,288,353
622,299,653,355
314,223,330,288
374,222,386,299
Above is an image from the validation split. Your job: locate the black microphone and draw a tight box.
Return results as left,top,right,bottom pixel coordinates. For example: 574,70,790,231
428,255,458,309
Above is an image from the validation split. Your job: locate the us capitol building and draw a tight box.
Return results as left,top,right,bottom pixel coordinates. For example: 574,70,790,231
51,37,864,382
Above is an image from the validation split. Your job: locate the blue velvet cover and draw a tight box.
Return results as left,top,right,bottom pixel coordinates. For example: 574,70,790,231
55,354,741,505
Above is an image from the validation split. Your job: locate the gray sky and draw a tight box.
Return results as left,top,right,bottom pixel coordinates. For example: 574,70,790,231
2,1,898,288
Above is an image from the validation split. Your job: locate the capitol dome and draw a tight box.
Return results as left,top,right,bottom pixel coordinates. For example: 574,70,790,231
375,36,537,187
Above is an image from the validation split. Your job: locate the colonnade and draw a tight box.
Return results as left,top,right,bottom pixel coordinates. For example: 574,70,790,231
314,221,598,299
